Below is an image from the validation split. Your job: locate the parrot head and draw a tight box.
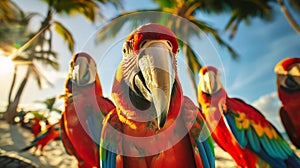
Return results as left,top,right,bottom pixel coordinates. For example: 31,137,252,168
198,66,223,95
275,57,300,92
115,23,179,129
66,52,102,96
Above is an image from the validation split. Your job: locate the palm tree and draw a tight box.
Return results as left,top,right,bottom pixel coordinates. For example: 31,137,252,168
96,0,274,97
277,0,300,35
3,0,122,124
0,0,34,56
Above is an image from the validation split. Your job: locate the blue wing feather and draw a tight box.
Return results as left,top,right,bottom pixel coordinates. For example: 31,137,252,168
256,148,286,168
110,150,116,168
101,147,116,168
203,138,215,168
196,126,215,168
225,98,300,168
246,127,261,152
107,149,111,168
269,139,286,159
260,135,278,158
30,127,53,144
196,139,211,168
224,113,247,148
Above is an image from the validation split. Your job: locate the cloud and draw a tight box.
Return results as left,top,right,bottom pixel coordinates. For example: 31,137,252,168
251,92,284,132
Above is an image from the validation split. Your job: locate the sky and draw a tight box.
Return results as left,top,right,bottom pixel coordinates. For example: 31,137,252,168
1,0,300,132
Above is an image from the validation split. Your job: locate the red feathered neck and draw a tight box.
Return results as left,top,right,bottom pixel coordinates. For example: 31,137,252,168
278,87,300,111
198,88,227,108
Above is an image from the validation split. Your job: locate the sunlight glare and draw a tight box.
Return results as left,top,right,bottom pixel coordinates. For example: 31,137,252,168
0,56,15,74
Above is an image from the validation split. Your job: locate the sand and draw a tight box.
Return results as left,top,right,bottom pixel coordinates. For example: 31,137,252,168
0,120,299,168
0,120,77,168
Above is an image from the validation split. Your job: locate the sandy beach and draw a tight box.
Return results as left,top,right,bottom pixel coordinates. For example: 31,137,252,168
0,120,299,168
0,120,77,168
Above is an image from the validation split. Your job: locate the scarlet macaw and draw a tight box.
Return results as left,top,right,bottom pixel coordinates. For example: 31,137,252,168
30,117,42,138
20,122,60,155
100,23,214,168
198,66,300,168
275,57,300,149
61,52,115,168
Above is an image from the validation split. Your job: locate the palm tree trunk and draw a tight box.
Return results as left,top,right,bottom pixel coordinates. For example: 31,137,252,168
4,4,53,124
7,65,18,104
278,0,300,35
4,67,30,124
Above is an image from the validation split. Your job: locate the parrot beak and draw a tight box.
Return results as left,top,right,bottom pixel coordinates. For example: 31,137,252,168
72,57,97,86
136,40,175,129
201,71,218,95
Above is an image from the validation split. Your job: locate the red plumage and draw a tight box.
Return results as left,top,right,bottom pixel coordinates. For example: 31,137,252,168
275,57,300,148
100,23,214,168
61,52,115,168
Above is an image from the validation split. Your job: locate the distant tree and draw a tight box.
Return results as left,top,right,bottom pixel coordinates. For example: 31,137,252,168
0,0,34,56
96,0,275,96
2,0,122,124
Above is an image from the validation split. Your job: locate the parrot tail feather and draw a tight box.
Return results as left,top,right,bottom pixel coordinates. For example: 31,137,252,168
286,154,300,168
19,144,35,152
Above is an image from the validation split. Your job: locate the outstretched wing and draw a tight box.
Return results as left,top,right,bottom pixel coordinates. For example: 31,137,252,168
100,109,123,168
224,97,300,168
182,96,215,168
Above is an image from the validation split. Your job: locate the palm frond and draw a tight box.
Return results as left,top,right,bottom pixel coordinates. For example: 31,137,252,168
0,0,23,21
152,0,177,9
52,0,99,22
30,110,47,120
96,9,161,43
36,97,56,110
95,0,123,9
29,64,54,89
189,18,239,59
53,21,74,53
183,43,201,76
52,108,62,114
289,0,300,11
32,55,59,71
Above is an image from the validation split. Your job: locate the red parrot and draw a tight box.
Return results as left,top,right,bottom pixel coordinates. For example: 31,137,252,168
20,122,60,155
275,57,300,149
30,117,42,138
100,23,214,168
198,66,300,168
61,52,115,168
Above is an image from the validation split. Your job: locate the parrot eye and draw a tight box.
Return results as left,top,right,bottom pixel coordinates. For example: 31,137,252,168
167,41,172,48
123,48,127,54
122,40,133,55
140,40,148,48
